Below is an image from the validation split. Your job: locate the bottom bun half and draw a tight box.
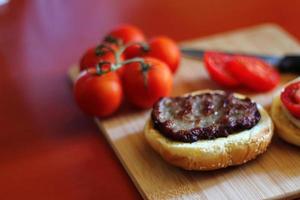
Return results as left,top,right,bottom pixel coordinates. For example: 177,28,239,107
144,91,274,170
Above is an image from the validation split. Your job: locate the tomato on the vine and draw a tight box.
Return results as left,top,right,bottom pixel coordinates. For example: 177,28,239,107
125,36,180,73
146,36,180,73
203,51,240,87
105,25,146,65
74,69,123,117
227,56,280,92
123,44,144,60
281,81,300,118
122,57,173,109
75,24,179,115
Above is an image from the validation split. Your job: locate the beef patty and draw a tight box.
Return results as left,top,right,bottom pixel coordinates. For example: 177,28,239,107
151,92,261,143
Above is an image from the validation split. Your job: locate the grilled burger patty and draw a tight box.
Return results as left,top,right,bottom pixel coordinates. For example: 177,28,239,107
151,92,261,143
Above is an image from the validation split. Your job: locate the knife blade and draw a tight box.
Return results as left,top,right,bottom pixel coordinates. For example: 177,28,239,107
181,48,300,73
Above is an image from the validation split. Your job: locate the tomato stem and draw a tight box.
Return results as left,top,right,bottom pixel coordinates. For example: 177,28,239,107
118,58,145,66
116,42,149,63
94,41,150,75
103,35,123,46
95,61,111,75
117,57,150,88
112,42,149,71
95,44,115,56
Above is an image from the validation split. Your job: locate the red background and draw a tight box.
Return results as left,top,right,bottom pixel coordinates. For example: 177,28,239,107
0,0,299,199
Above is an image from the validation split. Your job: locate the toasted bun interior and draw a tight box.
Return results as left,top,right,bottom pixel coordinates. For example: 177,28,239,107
144,90,274,170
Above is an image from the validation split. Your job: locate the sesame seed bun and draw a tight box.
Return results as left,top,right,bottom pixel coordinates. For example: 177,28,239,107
144,90,274,170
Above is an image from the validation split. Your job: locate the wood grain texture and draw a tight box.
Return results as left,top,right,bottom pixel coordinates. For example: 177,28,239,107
69,24,300,200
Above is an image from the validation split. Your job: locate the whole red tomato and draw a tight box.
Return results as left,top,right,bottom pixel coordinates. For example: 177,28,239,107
125,36,180,73
107,24,145,44
107,25,146,60
147,36,180,73
123,44,145,60
122,57,173,109
74,69,123,117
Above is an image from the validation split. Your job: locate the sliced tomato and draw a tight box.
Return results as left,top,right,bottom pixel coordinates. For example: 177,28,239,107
281,81,300,118
227,56,280,92
203,52,240,87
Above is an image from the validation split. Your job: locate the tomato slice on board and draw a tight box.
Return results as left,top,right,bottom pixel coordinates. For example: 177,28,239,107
281,81,300,118
227,56,280,92
203,52,240,87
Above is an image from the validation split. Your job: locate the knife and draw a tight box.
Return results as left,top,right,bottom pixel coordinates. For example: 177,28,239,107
181,48,300,73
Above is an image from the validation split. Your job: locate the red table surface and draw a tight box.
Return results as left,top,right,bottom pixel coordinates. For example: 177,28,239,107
0,0,299,199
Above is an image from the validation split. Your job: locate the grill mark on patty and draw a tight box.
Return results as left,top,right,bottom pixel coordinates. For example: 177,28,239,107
151,92,261,143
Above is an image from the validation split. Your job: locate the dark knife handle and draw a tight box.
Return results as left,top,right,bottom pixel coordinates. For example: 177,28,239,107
277,55,300,73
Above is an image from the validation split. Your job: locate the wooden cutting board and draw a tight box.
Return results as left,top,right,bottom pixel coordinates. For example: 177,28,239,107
69,24,300,200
